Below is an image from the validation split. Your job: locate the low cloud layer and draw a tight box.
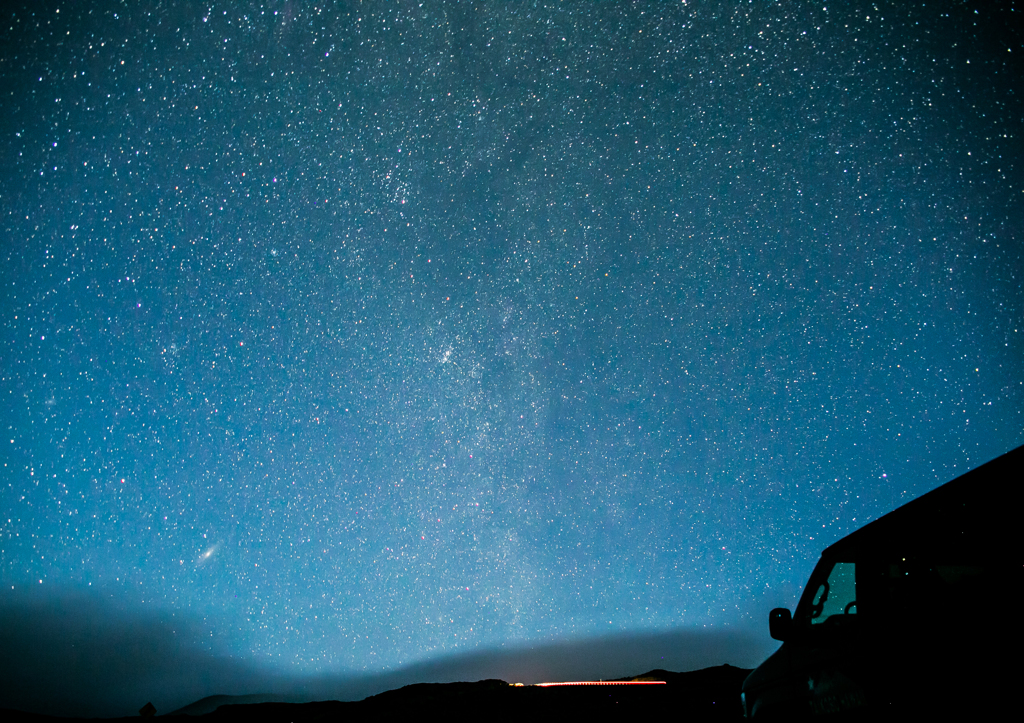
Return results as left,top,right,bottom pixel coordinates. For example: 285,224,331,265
371,627,775,688
0,590,276,717
0,590,777,717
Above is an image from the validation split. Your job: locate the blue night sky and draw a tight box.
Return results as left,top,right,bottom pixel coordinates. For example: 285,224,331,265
1,0,1021,715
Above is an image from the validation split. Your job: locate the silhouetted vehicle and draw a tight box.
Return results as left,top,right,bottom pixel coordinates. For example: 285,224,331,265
740,445,1020,719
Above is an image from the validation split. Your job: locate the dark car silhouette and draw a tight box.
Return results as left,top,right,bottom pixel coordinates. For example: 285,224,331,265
741,445,1020,719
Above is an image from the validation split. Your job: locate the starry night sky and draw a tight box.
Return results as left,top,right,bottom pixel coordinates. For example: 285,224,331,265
1,0,1022,712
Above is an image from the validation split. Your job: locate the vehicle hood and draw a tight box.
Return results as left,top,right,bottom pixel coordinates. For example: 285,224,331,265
741,644,790,693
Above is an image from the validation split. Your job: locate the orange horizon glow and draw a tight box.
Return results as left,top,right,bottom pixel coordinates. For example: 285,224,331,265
534,681,667,687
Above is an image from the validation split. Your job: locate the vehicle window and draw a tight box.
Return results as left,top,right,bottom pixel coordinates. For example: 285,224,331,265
808,561,857,624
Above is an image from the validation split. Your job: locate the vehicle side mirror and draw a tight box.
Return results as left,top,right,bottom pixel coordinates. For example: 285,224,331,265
769,608,792,641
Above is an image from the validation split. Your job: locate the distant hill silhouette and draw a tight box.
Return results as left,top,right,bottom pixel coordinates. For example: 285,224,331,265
207,664,752,722
0,664,752,722
166,694,301,717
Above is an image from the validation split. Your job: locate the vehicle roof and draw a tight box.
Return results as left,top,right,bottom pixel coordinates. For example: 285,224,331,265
822,445,1020,561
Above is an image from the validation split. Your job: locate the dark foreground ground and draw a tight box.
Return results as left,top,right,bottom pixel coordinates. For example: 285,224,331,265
1,664,751,723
